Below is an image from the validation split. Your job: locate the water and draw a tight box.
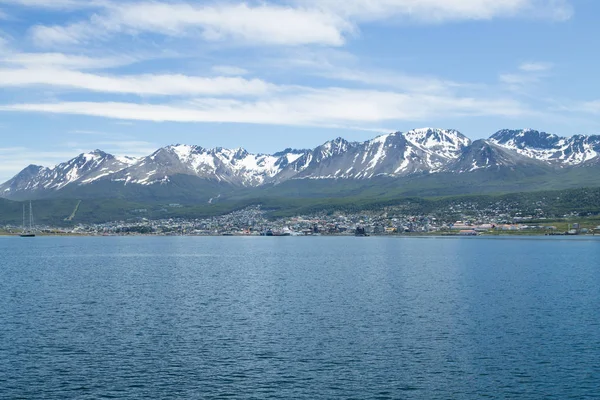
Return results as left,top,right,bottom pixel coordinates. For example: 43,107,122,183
1,236,599,399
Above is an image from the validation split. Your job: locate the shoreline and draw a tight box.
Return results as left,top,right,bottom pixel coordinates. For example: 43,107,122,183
1,232,597,238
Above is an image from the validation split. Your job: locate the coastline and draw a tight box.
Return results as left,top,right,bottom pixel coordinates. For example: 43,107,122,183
1,231,597,238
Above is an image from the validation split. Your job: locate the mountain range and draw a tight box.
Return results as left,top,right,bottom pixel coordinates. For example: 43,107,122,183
2,128,600,203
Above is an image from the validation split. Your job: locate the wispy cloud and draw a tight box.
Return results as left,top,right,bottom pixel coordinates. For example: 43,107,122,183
0,62,475,99
298,0,574,22
579,100,600,115
519,61,553,72
316,67,475,94
0,30,10,49
6,0,575,22
29,21,108,47
0,0,107,10
500,61,554,92
256,46,483,96
500,73,540,86
29,2,351,47
211,65,249,76
0,52,140,69
0,88,526,128
68,129,113,135
0,67,281,96
26,0,573,49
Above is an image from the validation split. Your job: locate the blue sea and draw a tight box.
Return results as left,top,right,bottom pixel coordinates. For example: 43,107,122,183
1,236,599,399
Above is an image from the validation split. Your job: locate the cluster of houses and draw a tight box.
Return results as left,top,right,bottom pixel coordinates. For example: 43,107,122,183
2,202,597,236
4,211,594,237
450,221,559,235
450,221,596,236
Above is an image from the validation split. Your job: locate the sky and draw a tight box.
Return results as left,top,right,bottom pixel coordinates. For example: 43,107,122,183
1,0,600,182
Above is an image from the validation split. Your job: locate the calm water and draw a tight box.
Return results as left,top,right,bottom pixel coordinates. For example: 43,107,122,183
1,236,599,399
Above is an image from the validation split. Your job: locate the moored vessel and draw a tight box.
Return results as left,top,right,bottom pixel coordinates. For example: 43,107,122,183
19,201,36,238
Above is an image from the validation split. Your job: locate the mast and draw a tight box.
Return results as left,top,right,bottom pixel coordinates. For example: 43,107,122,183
29,201,34,231
19,201,36,237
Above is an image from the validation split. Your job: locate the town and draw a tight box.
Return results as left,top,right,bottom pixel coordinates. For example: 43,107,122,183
2,201,598,237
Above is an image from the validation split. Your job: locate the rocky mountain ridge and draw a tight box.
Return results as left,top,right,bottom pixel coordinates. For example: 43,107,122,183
2,128,599,201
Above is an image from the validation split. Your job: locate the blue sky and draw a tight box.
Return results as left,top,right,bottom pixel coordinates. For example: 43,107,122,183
0,0,599,181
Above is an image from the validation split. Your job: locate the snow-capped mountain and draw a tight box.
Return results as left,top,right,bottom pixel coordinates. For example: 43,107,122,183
1,127,599,201
106,144,307,187
121,128,469,184
280,128,471,180
447,140,547,173
0,150,139,198
490,129,600,166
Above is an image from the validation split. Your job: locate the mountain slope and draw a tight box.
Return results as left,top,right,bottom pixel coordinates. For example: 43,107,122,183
447,139,550,173
279,128,470,180
1,150,140,200
2,127,600,203
0,128,472,200
490,129,600,165
113,145,307,187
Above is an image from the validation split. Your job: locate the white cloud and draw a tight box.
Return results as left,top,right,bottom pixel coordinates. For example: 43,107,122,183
68,129,112,135
0,0,107,9
500,73,539,86
259,47,481,95
211,65,249,76
297,0,573,22
0,67,280,96
316,66,476,94
499,71,548,94
30,2,351,47
580,100,600,115
500,61,555,93
0,30,10,50
1,52,139,69
25,0,573,51
5,0,575,22
519,61,553,72
0,88,526,127
30,20,105,46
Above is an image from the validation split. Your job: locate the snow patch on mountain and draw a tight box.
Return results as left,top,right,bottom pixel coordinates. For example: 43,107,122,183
3,127,599,201
490,129,600,165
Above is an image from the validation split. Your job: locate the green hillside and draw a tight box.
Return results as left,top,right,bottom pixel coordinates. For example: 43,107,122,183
1,186,600,226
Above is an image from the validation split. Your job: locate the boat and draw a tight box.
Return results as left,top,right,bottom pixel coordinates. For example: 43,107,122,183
19,201,36,238
354,226,370,237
